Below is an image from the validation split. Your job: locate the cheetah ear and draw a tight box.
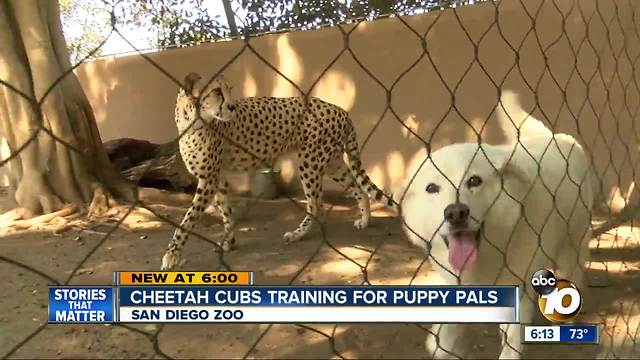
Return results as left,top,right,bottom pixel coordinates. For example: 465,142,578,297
221,76,233,96
183,72,202,95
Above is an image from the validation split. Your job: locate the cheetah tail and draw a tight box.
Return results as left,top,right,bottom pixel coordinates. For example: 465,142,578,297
344,129,400,214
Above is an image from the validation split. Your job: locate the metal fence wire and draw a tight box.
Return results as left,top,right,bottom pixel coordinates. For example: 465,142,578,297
1,0,639,358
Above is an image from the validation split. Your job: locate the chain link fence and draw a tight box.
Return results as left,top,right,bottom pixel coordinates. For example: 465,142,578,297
1,0,639,358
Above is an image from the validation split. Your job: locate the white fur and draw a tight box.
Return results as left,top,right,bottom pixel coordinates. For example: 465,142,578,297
399,92,594,359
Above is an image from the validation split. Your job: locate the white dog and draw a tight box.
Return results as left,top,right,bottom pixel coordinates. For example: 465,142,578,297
399,91,593,359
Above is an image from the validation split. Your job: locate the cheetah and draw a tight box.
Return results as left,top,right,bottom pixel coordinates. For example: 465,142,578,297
161,72,397,270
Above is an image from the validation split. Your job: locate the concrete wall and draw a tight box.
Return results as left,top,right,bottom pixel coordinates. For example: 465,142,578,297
76,0,640,213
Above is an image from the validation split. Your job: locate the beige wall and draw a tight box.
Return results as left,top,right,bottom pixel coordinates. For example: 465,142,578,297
77,0,639,213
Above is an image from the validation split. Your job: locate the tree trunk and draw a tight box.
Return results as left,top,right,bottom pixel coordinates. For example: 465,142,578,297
222,0,239,37
0,0,133,216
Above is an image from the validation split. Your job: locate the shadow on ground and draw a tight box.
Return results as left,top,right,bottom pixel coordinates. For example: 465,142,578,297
0,191,638,358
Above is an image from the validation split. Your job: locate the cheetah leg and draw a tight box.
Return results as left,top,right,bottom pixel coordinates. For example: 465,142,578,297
214,178,235,252
326,157,370,230
161,178,214,270
283,157,324,243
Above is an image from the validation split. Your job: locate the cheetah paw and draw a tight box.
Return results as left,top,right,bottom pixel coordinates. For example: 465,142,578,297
353,218,369,230
161,251,184,270
214,238,235,253
283,231,299,243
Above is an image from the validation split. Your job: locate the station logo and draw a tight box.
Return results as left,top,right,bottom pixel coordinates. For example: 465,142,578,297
530,269,582,323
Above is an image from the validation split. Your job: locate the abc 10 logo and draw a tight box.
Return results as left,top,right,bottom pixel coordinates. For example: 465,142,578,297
530,269,582,323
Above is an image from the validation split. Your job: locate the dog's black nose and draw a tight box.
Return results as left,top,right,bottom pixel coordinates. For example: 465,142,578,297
444,203,470,224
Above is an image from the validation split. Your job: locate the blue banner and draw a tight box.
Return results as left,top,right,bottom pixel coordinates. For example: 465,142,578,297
118,285,517,307
559,324,599,343
48,286,115,323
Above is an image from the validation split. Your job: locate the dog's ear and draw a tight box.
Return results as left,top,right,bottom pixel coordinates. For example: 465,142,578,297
183,72,202,95
493,151,530,185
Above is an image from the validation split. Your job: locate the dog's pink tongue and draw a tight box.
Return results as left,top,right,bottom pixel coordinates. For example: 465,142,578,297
448,232,478,272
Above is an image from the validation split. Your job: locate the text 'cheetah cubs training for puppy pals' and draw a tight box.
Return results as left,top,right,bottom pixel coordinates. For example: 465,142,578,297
161,72,397,270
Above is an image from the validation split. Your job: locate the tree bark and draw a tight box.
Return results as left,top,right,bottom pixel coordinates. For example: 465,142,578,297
104,138,195,191
0,0,133,216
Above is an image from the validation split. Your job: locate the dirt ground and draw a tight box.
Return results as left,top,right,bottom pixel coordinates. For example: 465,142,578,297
0,188,639,359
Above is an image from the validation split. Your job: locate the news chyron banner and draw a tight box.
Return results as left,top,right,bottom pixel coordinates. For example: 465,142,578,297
49,271,519,324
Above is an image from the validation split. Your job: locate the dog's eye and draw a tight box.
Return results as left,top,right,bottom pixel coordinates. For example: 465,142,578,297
426,183,440,193
467,175,483,188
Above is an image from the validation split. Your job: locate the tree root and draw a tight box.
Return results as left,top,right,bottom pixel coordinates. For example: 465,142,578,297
0,204,77,233
0,186,118,235
88,186,117,218
0,185,186,237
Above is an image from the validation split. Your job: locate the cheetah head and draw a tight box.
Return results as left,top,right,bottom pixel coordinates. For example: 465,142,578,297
175,72,236,132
